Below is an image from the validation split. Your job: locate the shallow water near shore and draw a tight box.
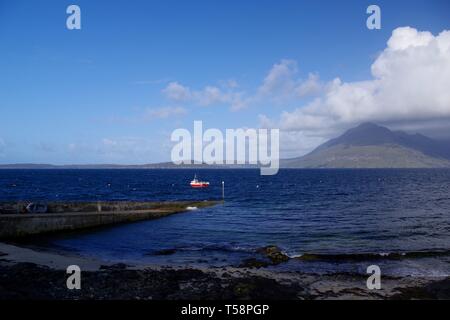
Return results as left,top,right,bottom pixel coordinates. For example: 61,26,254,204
1,169,450,277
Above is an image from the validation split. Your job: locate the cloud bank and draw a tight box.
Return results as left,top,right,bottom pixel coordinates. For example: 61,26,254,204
163,81,247,111
261,27,450,153
162,60,323,111
161,27,450,157
255,27,450,153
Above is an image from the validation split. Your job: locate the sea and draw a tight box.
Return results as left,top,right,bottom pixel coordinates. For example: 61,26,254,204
1,169,449,277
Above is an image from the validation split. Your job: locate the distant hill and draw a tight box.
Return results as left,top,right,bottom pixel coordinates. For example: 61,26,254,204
0,163,130,169
0,162,255,170
283,123,450,168
2,123,450,169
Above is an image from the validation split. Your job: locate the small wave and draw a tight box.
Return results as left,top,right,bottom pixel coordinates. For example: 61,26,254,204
188,244,254,254
292,249,450,262
147,244,255,256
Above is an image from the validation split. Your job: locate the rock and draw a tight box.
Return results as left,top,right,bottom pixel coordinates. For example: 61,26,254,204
2,259,446,300
238,258,270,269
390,277,450,300
256,245,290,264
230,277,301,300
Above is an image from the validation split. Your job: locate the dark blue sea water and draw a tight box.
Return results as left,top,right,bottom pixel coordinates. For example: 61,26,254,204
1,169,450,276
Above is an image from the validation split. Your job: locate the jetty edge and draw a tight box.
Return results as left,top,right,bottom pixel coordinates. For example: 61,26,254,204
0,200,220,239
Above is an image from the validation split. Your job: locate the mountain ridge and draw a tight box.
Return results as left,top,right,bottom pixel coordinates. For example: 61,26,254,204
284,122,450,168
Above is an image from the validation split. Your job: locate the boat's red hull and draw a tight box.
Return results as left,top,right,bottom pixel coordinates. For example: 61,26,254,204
190,183,209,188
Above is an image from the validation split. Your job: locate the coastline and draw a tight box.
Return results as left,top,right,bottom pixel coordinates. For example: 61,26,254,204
1,242,449,300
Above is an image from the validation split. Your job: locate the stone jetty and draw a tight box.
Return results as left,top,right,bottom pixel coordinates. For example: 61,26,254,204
0,200,219,239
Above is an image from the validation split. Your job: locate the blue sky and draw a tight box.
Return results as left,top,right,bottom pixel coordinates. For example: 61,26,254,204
0,0,449,164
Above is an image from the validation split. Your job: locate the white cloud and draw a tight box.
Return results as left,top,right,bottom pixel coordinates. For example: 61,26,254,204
163,82,192,102
194,86,224,106
162,60,324,111
256,60,325,103
295,73,322,97
260,27,450,156
144,106,187,119
163,81,248,111
258,59,298,97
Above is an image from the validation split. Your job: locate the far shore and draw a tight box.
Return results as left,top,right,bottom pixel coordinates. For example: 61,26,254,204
1,242,449,300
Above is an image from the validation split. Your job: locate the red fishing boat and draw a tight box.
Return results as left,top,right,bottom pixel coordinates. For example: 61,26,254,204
190,175,210,188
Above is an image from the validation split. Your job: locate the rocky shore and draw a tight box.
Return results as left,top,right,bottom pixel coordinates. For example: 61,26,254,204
1,243,449,300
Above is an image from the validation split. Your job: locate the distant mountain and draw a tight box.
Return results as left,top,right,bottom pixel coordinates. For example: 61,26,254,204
0,163,59,169
0,163,129,169
0,162,255,170
2,123,450,169
283,123,450,168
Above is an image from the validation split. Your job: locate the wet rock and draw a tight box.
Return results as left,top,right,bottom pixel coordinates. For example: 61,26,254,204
238,258,270,269
0,261,302,300
423,278,450,299
256,245,290,264
390,277,450,300
2,261,448,300
230,277,301,300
